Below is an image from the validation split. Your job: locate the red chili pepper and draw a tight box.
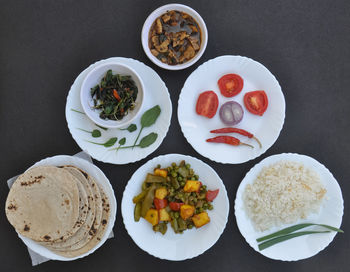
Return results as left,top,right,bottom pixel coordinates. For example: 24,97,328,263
113,89,121,101
154,198,168,210
210,128,262,148
206,136,253,148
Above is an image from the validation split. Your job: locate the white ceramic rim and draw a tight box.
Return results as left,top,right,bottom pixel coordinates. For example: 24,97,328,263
121,153,230,261
234,153,344,261
80,62,145,128
141,3,208,70
178,55,286,164
16,155,117,261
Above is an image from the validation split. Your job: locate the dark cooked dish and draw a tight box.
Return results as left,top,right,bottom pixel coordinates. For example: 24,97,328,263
148,10,201,65
90,70,138,121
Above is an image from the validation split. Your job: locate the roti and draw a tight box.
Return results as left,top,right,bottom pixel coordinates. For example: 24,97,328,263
40,166,95,249
52,185,111,257
5,166,80,242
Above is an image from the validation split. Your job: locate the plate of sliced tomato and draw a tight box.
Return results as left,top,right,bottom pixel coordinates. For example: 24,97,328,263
178,55,286,164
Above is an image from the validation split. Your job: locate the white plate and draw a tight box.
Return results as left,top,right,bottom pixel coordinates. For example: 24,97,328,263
66,57,172,164
121,154,229,261
178,55,285,164
234,153,344,261
17,155,117,261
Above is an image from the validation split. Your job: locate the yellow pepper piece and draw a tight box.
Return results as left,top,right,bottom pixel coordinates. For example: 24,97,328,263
183,180,201,192
144,209,159,226
192,212,210,228
180,204,195,220
155,187,168,199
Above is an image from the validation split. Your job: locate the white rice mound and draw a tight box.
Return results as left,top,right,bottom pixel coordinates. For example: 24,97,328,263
243,161,326,231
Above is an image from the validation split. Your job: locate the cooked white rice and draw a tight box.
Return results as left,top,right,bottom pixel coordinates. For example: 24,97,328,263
243,161,326,231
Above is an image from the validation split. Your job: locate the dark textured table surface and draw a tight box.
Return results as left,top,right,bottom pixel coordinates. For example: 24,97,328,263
1,0,349,271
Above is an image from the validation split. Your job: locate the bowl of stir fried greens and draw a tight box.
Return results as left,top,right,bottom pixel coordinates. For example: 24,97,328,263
80,62,144,128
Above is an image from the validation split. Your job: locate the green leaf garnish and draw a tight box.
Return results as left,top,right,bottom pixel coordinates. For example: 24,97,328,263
87,137,118,147
120,124,137,132
119,137,126,145
138,133,158,148
77,128,101,138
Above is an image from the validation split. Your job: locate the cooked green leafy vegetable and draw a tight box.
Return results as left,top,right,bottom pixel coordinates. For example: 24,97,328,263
91,70,138,121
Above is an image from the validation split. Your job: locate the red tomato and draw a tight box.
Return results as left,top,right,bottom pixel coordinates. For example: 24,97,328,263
154,198,168,210
206,189,219,202
169,202,184,211
196,91,219,118
218,74,244,97
244,90,268,116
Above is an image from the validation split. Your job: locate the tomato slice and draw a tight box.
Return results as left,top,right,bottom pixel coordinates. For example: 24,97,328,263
206,189,219,202
244,90,268,116
154,198,168,210
169,202,184,211
196,91,219,118
218,74,244,97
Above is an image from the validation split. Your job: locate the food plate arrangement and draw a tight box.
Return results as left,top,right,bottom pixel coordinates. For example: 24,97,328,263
178,55,286,164
66,57,172,164
6,155,117,261
121,154,229,260
234,153,343,261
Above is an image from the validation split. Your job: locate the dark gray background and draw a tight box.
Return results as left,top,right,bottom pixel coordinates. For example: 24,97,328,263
1,0,349,271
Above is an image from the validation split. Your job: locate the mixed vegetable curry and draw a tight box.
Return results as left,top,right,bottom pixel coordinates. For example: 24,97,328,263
133,160,219,234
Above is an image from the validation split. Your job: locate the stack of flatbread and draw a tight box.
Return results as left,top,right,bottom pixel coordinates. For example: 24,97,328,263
5,165,110,258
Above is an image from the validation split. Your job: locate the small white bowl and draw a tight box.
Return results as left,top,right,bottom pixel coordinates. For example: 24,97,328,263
80,62,144,128
141,4,208,70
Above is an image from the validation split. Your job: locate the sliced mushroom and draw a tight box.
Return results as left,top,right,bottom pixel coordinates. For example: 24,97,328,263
156,18,162,34
188,36,200,51
151,35,159,47
162,14,171,23
155,39,170,53
189,25,198,33
151,49,159,57
183,45,195,60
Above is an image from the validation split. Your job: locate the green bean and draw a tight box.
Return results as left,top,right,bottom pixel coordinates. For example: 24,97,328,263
170,177,180,189
140,184,156,217
178,218,187,230
145,173,167,183
171,218,179,233
132,190,147,203
134,202,142,222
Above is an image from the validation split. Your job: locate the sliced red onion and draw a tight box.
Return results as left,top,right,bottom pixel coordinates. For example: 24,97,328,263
219,101,244,125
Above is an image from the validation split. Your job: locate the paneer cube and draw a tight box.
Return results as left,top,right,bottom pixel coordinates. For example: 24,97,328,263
183,180,201,192
192,212,210,228
145,209,159,226
159,208,171,221
154,168,168,178
155,187,168,199
180,204,195,220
